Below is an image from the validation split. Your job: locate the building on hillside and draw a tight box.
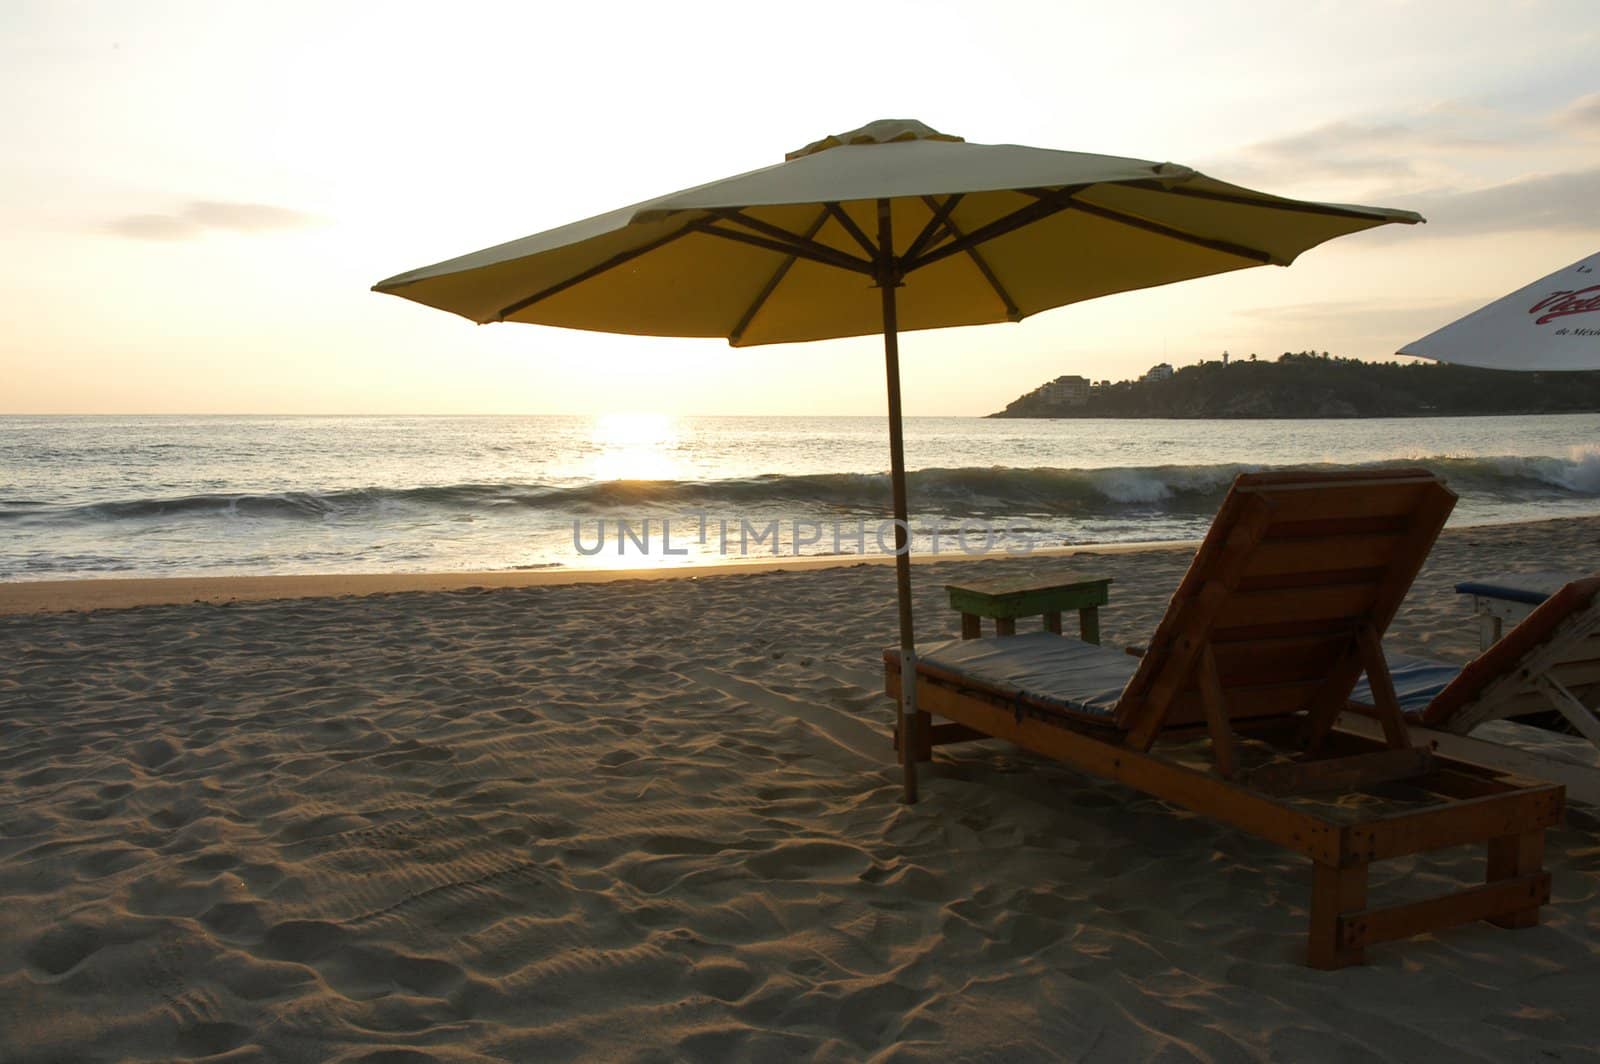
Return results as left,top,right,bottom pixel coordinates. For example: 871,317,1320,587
1142,362,1174,382
1035,374,1090,406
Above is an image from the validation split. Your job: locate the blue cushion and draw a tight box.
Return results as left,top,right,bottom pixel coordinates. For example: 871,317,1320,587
915,632,1134,722
1351,653,1462,716
1454,571,1576,606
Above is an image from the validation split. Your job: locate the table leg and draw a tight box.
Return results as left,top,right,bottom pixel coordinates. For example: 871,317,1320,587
1043,610,1062,635
1079,606,1100,645
1476,613,1501,652
995,617,1016,637
960,613,981,639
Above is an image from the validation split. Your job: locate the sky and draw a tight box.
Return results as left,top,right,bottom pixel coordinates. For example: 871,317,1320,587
1,0,1597,416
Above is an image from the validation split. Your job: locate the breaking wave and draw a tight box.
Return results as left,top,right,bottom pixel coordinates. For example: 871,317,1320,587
5,452,1600,526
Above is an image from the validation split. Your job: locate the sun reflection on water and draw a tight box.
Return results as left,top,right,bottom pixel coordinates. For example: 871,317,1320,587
587,412,686,483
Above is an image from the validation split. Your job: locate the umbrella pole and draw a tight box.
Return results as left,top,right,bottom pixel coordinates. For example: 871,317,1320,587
877,199,921,804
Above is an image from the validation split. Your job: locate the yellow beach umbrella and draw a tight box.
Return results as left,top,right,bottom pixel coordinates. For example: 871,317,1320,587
374,118,1423,802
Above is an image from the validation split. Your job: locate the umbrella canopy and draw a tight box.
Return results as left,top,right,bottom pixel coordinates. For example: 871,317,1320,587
378,119,1421,346
374,118,1423,802
1399,251,1600,371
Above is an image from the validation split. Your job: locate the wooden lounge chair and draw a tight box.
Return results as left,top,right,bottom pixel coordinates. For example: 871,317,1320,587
1350,574,1600,745
884,469,1564,969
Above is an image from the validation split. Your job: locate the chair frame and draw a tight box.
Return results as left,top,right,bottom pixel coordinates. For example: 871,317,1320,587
1424,588,1600,745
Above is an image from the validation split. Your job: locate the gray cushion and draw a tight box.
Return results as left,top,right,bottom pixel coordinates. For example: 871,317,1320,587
915,632,1135,722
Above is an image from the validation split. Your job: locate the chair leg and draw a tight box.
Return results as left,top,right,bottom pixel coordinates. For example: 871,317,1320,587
892,711,935,762
1196,645,1236,778
1308,861,1368,969
1487,831,1545,929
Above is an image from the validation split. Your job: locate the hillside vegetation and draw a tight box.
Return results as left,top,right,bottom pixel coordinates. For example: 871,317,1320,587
991,352,1600,419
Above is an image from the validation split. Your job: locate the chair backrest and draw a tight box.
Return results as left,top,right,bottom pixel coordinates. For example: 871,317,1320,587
1114,469,1456,741
1421,574,1600,728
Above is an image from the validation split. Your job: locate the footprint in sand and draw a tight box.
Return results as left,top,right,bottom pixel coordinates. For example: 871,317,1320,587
372,741,455,767
689,958,759,1002
743,840,873,881
175,1020,250,1058
23,922,106,976
129,737,180,770
257,919,350,964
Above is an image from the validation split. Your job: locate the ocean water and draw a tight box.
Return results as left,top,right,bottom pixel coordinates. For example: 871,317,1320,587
2,413,1599,580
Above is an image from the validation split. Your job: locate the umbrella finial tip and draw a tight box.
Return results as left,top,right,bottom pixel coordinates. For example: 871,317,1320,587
786,119,963,161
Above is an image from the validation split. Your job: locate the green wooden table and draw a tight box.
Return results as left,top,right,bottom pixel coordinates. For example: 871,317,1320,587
946,576,1112,643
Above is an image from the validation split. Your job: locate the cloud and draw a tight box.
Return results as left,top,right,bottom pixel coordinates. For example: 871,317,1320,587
1553,91,1600,135
104,200,316,240
1235,297,1485,339
1367,166,1600,238
1212,122,1423,182
1215,110,1537,184
1206,90,1597,193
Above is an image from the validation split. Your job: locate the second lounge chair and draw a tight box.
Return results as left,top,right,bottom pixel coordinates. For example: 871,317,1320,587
1351,574,1600,746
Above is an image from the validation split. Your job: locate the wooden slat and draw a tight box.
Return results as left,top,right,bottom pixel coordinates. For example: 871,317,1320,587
1213,583,1379,630
1208,618,1361,644
1120,492,1275,745
1336,873,1550,948
1549,660,1600,687
887,665,1344,862
1340,785,1564,863
1496,691,1560,716
1411,764,1525,800
1300,482,1456,754
946,578,1111,619
1166,679,1320,724
1357,481,1456,635
1235,567,1386,593
1356,624,1411,749
1234,468,1439,488
1210,634,1351,686
1243,532,1405,578
1197,645,1236,777
929,722,989,746
1259,481,1427,524
1338,715,1600,807
1264,514,1411,540
1248,747,1434,797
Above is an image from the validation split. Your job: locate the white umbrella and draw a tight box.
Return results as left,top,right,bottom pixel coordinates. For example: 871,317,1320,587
374,118,1423,802
1400,251,1600,370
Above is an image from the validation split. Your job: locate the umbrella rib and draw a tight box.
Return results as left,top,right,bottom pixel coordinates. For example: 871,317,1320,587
699,209,875,274
694,221,876,275
901,188,1079,274
917,195,1020,321
492,226,695,320
729,207,831,345
902,194,965,263
1048,195,1275,263
824,203,880,259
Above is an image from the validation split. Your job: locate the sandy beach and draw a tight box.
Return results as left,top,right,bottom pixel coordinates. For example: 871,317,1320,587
2,515,1599,1062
